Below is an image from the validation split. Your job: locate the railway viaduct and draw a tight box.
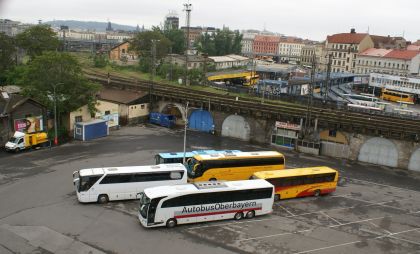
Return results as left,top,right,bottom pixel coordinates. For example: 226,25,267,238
88,72,420,171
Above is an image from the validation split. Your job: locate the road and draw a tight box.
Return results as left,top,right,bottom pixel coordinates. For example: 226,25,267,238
1,125,420,254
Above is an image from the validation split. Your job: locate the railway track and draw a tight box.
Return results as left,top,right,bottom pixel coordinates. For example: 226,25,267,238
84,70,420,140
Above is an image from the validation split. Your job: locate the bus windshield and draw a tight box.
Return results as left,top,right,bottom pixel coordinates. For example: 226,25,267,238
78,175,103,192
139,192,151,218
186,158,197,175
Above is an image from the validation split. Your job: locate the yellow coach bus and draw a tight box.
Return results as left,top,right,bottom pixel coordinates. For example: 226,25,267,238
187,151,285,182
252,166,338,201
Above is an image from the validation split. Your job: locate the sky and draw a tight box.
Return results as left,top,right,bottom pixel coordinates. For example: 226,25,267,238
0,0,419,42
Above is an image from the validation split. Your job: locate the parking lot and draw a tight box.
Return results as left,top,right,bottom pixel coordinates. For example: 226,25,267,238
1,126,420,254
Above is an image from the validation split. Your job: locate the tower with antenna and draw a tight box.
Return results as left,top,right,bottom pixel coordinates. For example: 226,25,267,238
183,2,192,86
164,11,179,31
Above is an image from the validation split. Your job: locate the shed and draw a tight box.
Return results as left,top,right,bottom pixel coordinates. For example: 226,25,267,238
74,119,109,141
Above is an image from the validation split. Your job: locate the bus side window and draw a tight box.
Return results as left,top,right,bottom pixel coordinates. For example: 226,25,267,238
170,171,183,180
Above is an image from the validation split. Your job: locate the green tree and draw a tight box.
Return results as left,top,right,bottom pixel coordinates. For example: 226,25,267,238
195,28,243,56
16,25,60,60
164,29,186,54
93,52,108,67
20,52,100,114
0,32,16,84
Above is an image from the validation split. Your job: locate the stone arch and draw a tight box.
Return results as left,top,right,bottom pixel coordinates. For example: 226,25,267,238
408,148,420,171
158,102,186,125
221,114,251,141
188,109,215,133
358,137,398,167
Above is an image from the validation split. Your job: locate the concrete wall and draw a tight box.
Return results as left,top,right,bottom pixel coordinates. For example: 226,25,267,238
68,105,93,132
221,114,251,141
128,103,149,119
96,100,119,116
409,148,420,171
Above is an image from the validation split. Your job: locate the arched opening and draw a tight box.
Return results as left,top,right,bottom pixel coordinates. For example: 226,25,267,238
408,148,420,171
188,109,215,133
358,137,398,167
221,115,250,141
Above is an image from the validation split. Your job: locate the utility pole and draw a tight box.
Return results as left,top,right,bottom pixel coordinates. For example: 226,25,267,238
151,39,158,81
324,53,333,102
182,101,189,164
183,2,192,86
305,53,316,137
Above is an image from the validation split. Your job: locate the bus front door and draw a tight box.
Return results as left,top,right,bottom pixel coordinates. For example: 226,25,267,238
147,197,164,225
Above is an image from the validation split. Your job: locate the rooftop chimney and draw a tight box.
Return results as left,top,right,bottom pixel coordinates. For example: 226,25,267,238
350,28,356,34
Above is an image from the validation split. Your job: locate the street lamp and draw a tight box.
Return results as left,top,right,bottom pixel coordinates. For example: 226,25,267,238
52,83,63,146
182,101,189,164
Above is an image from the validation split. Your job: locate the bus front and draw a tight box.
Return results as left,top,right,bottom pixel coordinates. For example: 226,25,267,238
72,169,104,203
138,191,166,227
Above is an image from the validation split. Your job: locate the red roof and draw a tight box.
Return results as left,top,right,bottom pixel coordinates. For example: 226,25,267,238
327,33,368,44
407,45,420,51
254,35,280,43
384,50,420,60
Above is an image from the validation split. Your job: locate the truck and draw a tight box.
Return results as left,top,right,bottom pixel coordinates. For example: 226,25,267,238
5,131,49,152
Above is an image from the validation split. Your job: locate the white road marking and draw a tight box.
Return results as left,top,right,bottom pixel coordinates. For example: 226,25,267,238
375,228,420,239
320,211,342,225
292,240,362,254
388,236,420,246
369,222,392,235
276,204,295,216
238,229,312,242
342,177,420,194
339,195,408,212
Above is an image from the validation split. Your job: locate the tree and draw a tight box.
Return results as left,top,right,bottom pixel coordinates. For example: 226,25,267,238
195,28,243,56
163,29,186,54
0,32,16,84
16,25,60,60
20,52,100,114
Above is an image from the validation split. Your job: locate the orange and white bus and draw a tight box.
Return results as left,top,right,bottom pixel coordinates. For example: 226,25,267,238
251,166,338,201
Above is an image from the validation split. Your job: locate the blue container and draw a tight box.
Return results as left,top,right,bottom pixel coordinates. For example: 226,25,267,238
149,112,176,128
74,119,109,141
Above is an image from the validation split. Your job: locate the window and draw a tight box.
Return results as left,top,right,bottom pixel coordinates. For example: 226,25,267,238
105,110,110,115
329,130,337,137
75,116,83,123
141,104,145,109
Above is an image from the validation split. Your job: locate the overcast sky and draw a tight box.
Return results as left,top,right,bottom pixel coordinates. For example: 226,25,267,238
0,0,419,41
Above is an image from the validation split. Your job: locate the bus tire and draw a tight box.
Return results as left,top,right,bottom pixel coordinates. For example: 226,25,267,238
274,194,281,201
245,210,255,219
314,190,321,197
209,178,217,181
97,194,109,204
234,212,243,220
166,218,177,228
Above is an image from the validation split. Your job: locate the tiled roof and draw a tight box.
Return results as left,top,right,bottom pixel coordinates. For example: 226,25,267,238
327,33,368,44
98,88,148,104
384,50,420,60
254,35,280,43
359,48,392,57
407,45,420,51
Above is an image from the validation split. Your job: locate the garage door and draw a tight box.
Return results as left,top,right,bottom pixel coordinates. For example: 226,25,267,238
221,115,250,141
408,148,420,171
358,137,398,167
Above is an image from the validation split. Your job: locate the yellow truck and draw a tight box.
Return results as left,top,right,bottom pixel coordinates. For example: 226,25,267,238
5,131,49,152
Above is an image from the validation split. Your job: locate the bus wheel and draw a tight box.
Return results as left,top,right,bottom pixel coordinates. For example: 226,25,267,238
274,194,281,201
314,190,321,197
97,194,109,204
166,218,177,228
234,212,243,220
209,178,217,181
245,210,255,219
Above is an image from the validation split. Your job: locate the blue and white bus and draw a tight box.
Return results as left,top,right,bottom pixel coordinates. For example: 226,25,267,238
155,150,241,164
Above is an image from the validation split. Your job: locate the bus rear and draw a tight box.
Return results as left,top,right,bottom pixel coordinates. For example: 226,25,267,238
252,166,338,201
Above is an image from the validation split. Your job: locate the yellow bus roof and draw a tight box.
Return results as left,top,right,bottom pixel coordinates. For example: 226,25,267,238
194,151,284,161
253,166,337,179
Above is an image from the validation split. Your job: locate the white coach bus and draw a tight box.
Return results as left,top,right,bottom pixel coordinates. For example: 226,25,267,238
138,179,274,228
73,164,187,203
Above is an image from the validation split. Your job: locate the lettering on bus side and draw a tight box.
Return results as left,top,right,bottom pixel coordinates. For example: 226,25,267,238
175,201,261,218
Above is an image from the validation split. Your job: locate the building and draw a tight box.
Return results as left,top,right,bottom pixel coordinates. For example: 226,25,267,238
408,45,420,51
325,29,374,73
164,12,179,31
253,35,280,56
370,73,420,97
370,35,407,49
356,48,420,76
300,43,325,70
181,26,203,47
278,37,304,62
109,41,138,64
241,33,257,56
165,54,207,70
0,19,32,36
0,93,47,144
208,55,249,70
98,88,150,125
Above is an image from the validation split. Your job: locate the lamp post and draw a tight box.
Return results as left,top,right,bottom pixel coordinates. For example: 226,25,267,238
182,101,189,164
52,83,63,146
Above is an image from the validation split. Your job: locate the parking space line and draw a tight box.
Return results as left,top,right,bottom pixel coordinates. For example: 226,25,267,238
339,195,408,212
320,211,342,225
388,236,420,246
369,222,392,234
375,227,420,239
276,204,295,216
292,240,362,254
330,216,385,228
238,229,312,242
342,177,420,194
